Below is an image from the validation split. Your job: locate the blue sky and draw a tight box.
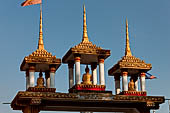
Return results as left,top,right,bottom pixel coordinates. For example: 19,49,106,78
0,0,170,113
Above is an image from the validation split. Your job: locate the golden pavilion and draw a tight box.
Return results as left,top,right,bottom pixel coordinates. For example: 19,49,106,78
108,19,152,96
62,5,110,92
20,9,61,92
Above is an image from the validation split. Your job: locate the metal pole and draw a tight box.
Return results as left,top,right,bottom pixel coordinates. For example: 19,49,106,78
164,99,170,113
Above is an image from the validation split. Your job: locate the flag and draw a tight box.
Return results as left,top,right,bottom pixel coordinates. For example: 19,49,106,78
21,0,42,7
146,73,157,79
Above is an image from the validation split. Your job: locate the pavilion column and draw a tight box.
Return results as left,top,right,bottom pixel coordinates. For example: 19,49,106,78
99,58,105,85
29,65,35,87
45,71,50,88
26,70,30,90
114,76,121,94
68,62,74,88
75,56,81,84
91,63,97,85
140,72,146,91
122,71,128,91
50,66,56,88
134,77,138,91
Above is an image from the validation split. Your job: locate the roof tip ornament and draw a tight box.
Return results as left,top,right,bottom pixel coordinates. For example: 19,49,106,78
82,4,89,43
125,18,132,56
38,4,44,50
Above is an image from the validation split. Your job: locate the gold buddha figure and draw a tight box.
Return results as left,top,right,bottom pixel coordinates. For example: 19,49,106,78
82,65,92,85
128,78,135,91
36,71,45,88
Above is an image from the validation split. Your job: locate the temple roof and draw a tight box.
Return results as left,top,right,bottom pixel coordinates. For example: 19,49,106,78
20,9,61,72
108,19,152,76
62,5,110,64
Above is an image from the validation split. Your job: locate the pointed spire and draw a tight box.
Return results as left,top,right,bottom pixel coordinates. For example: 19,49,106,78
82,4,89,42
125,18,132,56
38,4,44,50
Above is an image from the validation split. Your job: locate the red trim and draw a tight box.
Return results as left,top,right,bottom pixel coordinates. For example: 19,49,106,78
74,57,81,62
120,91,147,96
72,84,106,91
75,87,105,91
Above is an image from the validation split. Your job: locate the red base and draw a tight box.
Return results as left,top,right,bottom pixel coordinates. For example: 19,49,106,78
120,91,147,96
71,84,105,91
27,87,56,92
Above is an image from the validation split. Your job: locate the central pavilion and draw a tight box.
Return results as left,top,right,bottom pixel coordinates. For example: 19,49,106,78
62,5,110,93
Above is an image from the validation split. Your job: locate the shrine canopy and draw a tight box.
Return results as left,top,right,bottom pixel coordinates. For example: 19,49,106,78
62,5,110,65
108,19,152,76
20,9,61,72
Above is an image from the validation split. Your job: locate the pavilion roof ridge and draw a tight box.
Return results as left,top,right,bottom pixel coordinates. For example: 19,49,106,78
73,40,102,50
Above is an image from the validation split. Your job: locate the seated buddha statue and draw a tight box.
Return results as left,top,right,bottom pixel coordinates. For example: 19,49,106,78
36,71,45,88
81,65,92,85
128,78,135,91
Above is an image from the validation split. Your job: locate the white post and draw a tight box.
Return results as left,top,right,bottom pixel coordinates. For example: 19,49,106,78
26,71,30,90
29,66,35,87
68,62,74,88
29,72,35,87
135,80,138,91
50,67,56,88
75,57,81,84
122,72,128,91
46,77,50,88
140,73,146,91
45,71,50,88
99,59,105,85
115,76,121,94
91,63,97,85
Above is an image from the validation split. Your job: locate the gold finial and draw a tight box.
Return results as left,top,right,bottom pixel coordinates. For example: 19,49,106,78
125,18,132,56
82,4,89,42
38,4,44,50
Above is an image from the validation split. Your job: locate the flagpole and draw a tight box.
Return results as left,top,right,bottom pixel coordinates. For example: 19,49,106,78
40,3,42,12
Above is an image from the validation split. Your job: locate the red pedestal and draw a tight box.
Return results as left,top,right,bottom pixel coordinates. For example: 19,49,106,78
69,84,107,93
120,91,147,96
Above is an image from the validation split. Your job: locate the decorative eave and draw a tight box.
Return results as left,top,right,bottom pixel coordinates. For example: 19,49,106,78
108,55,152,76
20,49,61,72
62,5,110,64
62,47,110,64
